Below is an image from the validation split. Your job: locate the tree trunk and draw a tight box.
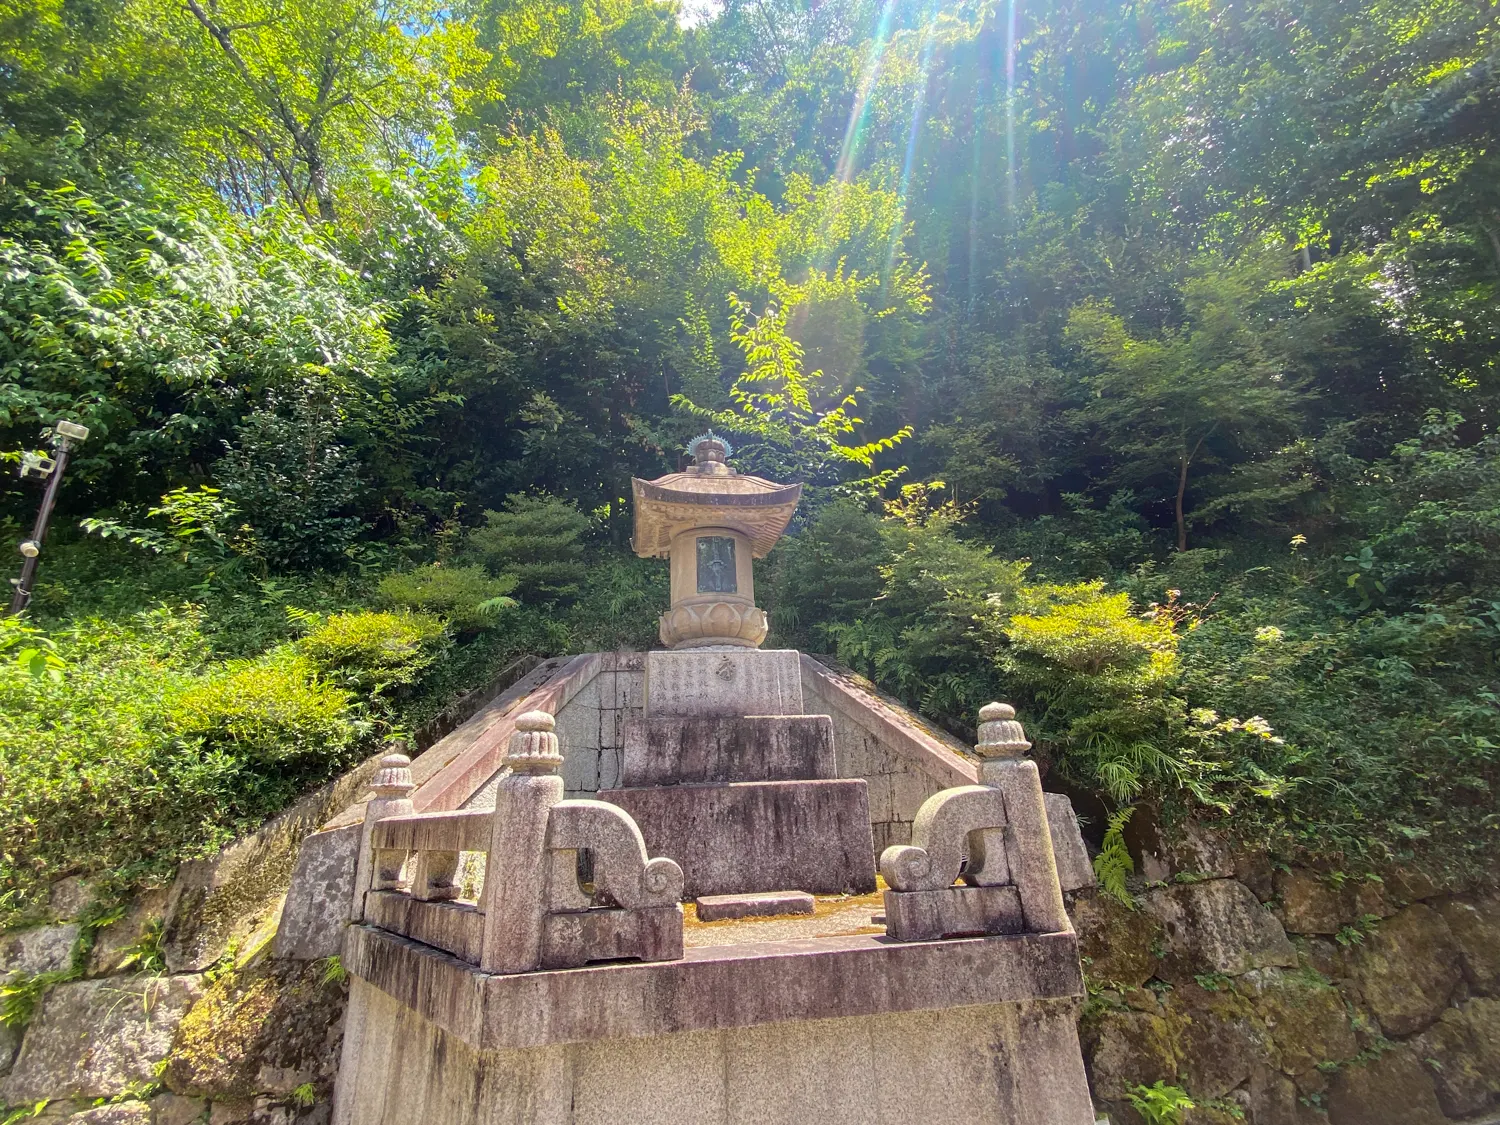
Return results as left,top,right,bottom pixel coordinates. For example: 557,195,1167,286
305,150,337,224
1175,455,1189,552
1483,217,1500,277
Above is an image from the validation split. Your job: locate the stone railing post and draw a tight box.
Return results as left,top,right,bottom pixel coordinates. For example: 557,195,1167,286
973,703,1069,934
351,750,416,922
479,711,565,974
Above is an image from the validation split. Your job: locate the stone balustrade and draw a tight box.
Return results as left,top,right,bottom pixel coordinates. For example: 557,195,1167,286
879,702,1071,941
352,711,685,972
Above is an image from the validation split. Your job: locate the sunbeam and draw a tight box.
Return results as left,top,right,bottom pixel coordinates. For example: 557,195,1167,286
886,24,937,283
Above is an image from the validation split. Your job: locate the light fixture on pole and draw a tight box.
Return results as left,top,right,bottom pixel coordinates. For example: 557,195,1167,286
7,419,89,616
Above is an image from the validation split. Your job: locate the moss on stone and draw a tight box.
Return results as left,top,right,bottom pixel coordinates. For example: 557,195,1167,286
164,959,345,1104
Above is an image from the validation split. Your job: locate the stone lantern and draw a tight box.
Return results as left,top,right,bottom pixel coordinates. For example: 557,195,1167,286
631,434,801,649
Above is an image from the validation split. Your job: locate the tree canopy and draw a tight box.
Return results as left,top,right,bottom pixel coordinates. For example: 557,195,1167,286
3,0,1499,879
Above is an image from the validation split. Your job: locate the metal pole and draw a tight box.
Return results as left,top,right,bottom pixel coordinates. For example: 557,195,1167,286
7,421,87,616
7,445,69,616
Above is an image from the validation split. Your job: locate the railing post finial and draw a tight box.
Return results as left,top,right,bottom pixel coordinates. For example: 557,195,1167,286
506,711,563,774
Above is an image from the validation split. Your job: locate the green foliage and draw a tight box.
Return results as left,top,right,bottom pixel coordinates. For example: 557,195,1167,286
1094,809,1136,907
0,966,70,1028
0,610,384,924
1128,1081,1196,1125
169,648,361,762
82,487,250,566
0,185,394,507
0,614,65,682
3,0,1498,895
1065,268,1304,552
297,609,448,695
767,501,886,649
466,495,591,602
673,291,913,494
375,566,517,634
117,916,167,975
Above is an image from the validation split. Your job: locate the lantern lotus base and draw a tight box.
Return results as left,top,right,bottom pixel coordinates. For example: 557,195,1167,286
659,600,769,649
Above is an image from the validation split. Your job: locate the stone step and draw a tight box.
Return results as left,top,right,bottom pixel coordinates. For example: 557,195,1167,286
600,779,877,898
694,891,816,922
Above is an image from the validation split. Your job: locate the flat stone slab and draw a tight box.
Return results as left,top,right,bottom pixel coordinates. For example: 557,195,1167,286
883,885,1024,941
0,975,203,1102
600,779,876,897
644,650,803,717
0,922,78,977
695,891,816,922
343,921,1084,1050
1044,793,1095,893
622,714,836,786
274,821,361,960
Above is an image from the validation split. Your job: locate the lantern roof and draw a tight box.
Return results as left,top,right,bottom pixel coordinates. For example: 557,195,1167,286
631,436,801,558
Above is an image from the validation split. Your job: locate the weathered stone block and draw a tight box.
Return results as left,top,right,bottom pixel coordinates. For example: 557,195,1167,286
644,650,803,717
600,779,876,897
1246,1065,1300,1125
1435,892,1500,995
1,975,203,1102
163,771,371,972
0,922,78,977
89,887,170,975
335,971,1092,1125
540,904,684,969
65,1104,152,1124
0,1021,19,1078
150,1094,209,1125
1163,982,1263,1100
1412,997,1500,1118
272,825,360,962
694,891,814,922
1084,1009,1176,1103
208,1100,254,1125
164,959,344,1102
47,876,103,921
1235,968,1357,1076
363,891,484,964
1144,879,1295,979
1275,868,1344,935
344,921,1083,1050
1043,793,1093,894
1326,1044,1446,1125
883,885,1023,941
1070,891,1162,988
621,714,836,786
1347,903,1460,1036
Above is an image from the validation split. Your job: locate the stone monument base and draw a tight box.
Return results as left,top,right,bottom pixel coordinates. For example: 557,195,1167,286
600,780,877,896
334,925,1095,1125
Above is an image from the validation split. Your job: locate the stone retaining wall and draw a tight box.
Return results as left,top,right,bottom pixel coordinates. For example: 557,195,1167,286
4,823,1497,1125
1070,848,1500,1125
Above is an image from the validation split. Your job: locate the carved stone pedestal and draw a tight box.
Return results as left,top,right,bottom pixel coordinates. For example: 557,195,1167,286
601,779,876,897
601,707,875,897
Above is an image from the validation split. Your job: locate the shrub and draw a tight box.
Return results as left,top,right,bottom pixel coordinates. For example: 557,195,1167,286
298,609,448,695
0,609,371,926
1005,582,1177,677
466,494,591,601
169,648,361,761
766,501,885,649
214,389,367,572
563,554,669,652
375,565,516,633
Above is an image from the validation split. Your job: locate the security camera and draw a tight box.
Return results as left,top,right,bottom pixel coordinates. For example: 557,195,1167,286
53,419,89,443
18,452,56,481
